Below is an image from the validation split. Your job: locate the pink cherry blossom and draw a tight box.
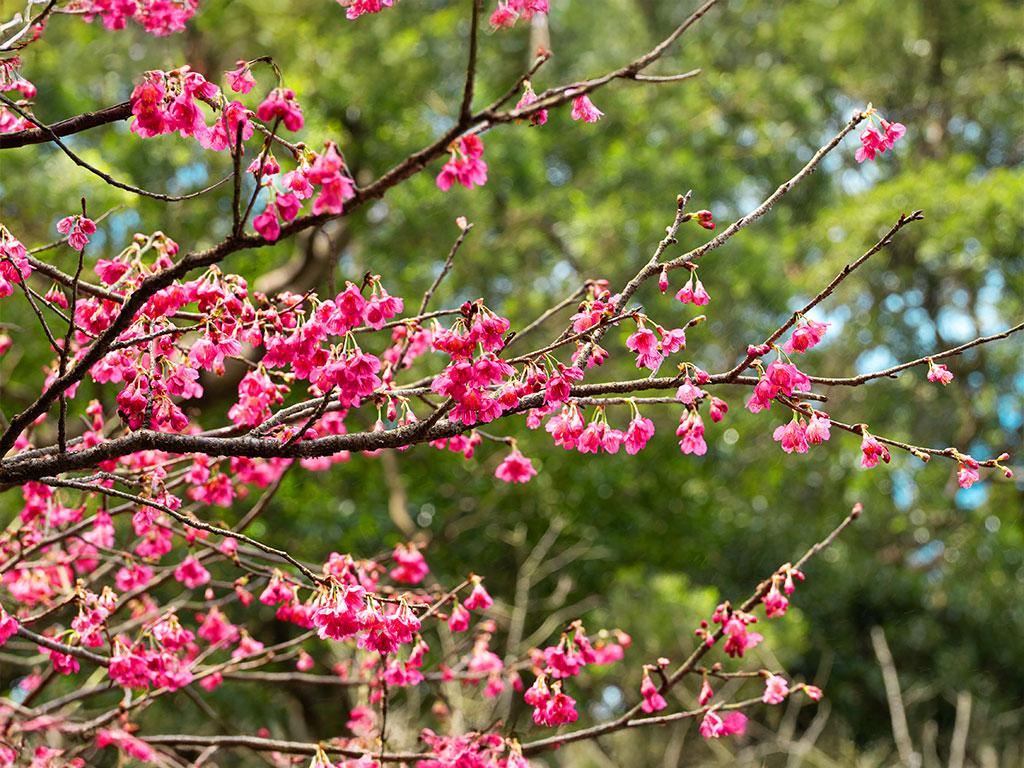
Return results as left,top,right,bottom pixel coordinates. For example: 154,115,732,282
860,429,891,468
390,543,429,584
773,418,809,454
624,414,655,455
436,134,488,191
698,677,713,705
762,674,790,704
253,204,281,241
927,360,954,385
495,448,538,483
464,579,493,611
343,0,396,20
225,60,255,93
173,555,210,589
571,94,604,123
957,461,980,489
805,412,831,443
56,215,97,251
256,87,304,132
640,670,668,713
783,317,829,354
0,605,18,645
516,80,547,126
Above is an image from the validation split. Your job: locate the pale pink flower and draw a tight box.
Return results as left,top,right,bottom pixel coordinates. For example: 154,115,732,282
762,674,789,704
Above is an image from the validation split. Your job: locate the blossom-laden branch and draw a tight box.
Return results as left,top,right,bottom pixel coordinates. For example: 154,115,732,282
0,0,725,460
0,2,1016,766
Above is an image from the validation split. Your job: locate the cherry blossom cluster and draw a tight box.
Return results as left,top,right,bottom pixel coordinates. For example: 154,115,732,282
855,105,906,163
489,0,548,29
0,57,37,134
523,620,628,726
0,224,31,297
77,0,198,37
0,0,1019,758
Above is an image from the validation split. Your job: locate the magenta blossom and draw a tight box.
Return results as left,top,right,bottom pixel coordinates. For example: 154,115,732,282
927,360,954,385
571,94,603,123
516,80,547,126
56,215,97,251
495,449,538,483
437,134,488,191
256,87,304,132
225,60,255,93
859,429,891,468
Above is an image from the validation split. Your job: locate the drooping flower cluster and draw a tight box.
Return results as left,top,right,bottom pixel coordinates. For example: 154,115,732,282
495,447,538,483
859,428,891,468
640,668,668,713
0,224,31,298
257,87,305,132
675,270,710,306
337,0,397,21
430,301,513,425
56,214,97,252
626,319,686,371
782,315,830,354
436,134,488,191
515,81,548,126
772,410,831,454
855,109,906,163
489,0,548,29
129,66,229,146
570,94,604,123
746,360,812,413
79,0,198,37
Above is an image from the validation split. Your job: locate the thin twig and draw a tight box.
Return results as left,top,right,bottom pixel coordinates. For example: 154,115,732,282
0,93,233,202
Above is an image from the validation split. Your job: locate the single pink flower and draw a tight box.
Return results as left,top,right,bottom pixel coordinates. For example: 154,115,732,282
464,578,493,611
253,204,281,241
225,61,256,94
640,670,668,713
495,448,538,483
698,677,713,705
957,462,980,489
762,674,790,704
801,684,823,700
805,412,831,443
571,94,603,123
173,555,210,589
927,360,954,385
